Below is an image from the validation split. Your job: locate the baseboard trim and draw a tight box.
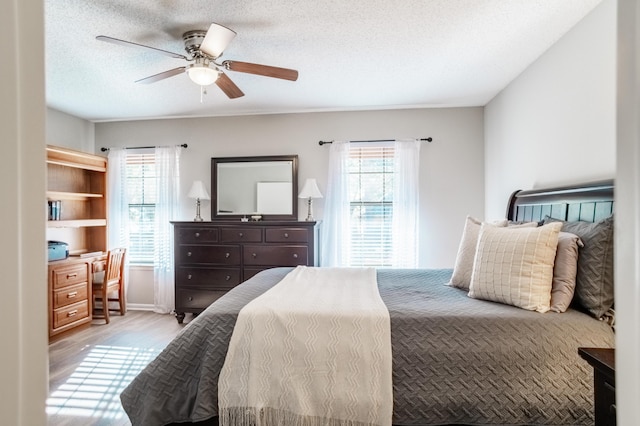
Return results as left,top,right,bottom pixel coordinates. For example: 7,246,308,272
127,303,156,311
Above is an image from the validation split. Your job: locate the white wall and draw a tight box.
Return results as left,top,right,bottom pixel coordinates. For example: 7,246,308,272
615,0,640,423
1,0,48,424
484,0,616,219
46,107,96,152
96,108,484,304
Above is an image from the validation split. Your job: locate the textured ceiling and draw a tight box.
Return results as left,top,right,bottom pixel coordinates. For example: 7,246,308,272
45,0,603,122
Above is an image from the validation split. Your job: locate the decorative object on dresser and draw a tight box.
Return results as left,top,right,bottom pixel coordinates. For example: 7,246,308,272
171,220,318,323
92,248,127,324
46,145,108,340
579,347,616,426
187,180,210,222
298,178,323,221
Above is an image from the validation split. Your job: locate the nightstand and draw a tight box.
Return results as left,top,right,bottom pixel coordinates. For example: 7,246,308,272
578,347,615,426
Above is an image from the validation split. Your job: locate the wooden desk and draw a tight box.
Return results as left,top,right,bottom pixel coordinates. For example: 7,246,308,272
579,347,616,426
48,253,107,340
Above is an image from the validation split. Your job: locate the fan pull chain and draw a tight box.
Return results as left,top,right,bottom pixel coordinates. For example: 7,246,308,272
200,86,207,103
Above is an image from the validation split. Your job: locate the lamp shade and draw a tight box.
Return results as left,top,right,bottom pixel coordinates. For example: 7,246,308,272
200,23,237,58
188,180,210,200
298,178,323,199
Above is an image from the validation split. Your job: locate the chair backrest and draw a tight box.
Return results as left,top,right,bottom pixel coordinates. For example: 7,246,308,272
104,248,126,286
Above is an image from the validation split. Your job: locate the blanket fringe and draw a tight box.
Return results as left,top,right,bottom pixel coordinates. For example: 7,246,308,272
220,407,384,426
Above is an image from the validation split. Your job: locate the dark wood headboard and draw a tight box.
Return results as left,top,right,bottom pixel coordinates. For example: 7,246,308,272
507,179,614,223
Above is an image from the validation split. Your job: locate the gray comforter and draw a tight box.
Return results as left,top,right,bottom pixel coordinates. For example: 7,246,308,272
120,268,615,426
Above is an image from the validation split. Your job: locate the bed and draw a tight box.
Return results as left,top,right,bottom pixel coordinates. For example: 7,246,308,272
121,180,615,426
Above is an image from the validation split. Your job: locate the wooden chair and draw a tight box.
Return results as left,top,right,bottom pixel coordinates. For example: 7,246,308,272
92,248,126,324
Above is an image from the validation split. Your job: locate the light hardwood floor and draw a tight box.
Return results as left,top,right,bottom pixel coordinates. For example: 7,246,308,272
48,311,192,426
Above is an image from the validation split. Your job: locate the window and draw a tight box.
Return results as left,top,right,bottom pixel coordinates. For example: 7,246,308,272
348,145,395,267
126,153,156,264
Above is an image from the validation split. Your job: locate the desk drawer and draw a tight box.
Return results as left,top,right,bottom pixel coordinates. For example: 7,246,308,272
179,245,240,265
52,264,88,289
53,300,89,329
265,228,309,243
176,267,241,288
244,245,308,266
220,228,262,243
53,283,88,309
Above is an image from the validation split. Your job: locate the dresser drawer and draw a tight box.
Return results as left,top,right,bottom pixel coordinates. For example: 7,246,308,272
176,267,241,288
177,227,219,244
176,289,227,310
52,282,88,309
179,245,240,265
53,300,89,329
265,228,309,243
244,245,308,266
52,264,89,290
220,228,262,243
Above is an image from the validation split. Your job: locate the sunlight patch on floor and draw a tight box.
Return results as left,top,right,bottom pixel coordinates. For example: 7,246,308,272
47,345,159,419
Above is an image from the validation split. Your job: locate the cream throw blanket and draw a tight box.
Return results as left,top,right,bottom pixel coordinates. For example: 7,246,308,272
218,266,393,426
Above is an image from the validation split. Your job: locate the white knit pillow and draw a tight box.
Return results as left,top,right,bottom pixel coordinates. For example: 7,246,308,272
468,222,562,313
448,216,508,291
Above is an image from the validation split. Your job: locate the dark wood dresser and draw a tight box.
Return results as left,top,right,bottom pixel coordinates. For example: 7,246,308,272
579,347,616,426
171,221,319,323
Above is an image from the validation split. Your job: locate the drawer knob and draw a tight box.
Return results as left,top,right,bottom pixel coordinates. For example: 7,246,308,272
187,274,192,280
67,291,78,299
66,273,77,279
239,232,244,238
187,252,192,257
188,296,193,301
194,232,200,238
225,275,231,281
284,233,289,238
293,253,298,259
252,253,257,258
67,310,78,317
225,252,230,258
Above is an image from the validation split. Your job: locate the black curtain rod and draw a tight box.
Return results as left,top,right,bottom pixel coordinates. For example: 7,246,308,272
100,143,188,152
318,137,432,146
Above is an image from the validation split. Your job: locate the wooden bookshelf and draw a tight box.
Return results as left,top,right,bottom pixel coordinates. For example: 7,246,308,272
46,145,108,254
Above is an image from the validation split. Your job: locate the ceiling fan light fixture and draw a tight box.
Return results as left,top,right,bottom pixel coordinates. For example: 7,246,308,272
200,23,237,58
187,63,220,86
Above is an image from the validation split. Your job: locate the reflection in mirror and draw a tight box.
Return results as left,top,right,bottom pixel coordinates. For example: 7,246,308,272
211,155,298,220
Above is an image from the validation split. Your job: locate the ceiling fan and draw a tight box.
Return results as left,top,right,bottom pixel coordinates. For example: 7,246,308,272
96,23,298,99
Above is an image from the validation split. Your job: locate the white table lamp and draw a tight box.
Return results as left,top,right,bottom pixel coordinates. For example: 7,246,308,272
298,178,323,221
188,180,210,222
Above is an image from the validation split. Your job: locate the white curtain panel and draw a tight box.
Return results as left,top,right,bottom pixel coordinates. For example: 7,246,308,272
106,148,130,294
320,141,352,267
153,145,181,314
107,148,130,250
392,139,421,268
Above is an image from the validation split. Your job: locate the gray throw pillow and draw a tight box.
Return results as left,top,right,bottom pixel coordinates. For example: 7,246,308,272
543,215,614,319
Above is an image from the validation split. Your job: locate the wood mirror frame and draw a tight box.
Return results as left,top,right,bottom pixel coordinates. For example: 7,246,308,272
211,155,299,221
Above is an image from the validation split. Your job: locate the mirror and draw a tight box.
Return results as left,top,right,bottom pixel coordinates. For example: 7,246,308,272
211,155,298,220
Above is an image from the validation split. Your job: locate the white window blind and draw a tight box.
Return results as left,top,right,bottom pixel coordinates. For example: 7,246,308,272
126,153,156,264
348,145,394,267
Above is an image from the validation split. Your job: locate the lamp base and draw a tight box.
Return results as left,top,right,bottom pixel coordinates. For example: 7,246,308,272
194,199,203,222
305,198,314,221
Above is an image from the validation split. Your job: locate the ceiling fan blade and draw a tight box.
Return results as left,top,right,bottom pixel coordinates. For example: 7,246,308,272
223,60,298,81
200,23,236,58
135,67,186,84
96,35,189,61
215,72,244,98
